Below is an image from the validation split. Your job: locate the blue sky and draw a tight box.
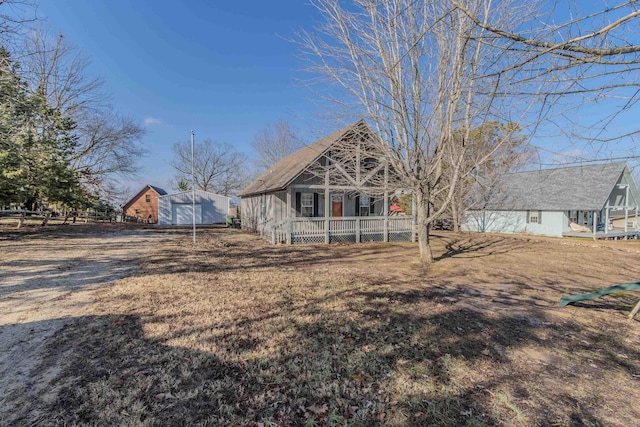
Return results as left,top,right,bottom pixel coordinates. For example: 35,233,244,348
30,0,640,194
36,0,323,194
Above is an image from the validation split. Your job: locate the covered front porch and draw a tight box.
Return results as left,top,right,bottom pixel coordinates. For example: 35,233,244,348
562,206,639,240
269,215,414,245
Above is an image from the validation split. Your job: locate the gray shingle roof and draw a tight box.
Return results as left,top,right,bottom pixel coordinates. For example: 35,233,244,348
480,162,631,211
239,120,367,197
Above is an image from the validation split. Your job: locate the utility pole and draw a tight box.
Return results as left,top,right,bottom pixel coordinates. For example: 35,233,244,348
191,130,196,243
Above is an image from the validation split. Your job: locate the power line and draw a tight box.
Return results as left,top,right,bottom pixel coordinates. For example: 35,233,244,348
537,155,640,168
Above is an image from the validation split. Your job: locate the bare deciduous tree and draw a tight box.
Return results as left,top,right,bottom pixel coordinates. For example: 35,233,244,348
252,119,304,171
0,1,38,47
170,139,247,196
21,30,106,115
300,0,640,263
20,29,146,190
443,122,534,231
300,0,526,263
72,110,146,184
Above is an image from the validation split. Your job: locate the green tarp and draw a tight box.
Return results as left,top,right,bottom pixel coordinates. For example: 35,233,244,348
559,282,640,307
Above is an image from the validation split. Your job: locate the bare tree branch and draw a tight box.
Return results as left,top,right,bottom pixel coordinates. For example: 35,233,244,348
299,0,530,262
18,28,146,191
252,119,304,171
454,1,640,58
170,139,247,196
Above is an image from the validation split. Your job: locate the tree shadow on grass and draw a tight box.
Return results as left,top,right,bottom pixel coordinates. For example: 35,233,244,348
7,288,639,426
2,315,257,426
432,234,530,261
137,229,538,280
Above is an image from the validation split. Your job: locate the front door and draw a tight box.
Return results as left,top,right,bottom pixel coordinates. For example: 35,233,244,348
331,195,343,217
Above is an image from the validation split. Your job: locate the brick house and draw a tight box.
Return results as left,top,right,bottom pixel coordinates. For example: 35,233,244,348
122,185,167,223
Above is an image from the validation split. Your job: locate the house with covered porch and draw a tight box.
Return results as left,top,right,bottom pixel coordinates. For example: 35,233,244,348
461,162,640,239
239,120,414,244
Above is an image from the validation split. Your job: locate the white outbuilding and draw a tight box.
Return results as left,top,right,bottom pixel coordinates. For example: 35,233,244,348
158,190,230,225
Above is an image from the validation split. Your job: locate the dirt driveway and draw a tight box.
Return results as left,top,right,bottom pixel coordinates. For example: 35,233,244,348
0,224,173,423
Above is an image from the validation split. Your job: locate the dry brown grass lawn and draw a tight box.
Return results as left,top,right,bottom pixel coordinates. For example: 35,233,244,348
4,226,640,426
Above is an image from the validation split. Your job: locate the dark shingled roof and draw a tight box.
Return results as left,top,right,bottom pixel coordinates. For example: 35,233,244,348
239,120,367,197
149,185,167,196
481,162,633,211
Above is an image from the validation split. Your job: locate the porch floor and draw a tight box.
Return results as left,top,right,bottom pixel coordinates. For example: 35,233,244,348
562,229,639,239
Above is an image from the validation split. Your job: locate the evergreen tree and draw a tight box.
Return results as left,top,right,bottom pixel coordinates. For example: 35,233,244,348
0,47,88,210
0,47,32,206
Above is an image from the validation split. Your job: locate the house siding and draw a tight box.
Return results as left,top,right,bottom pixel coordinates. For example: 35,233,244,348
158,190,230,225
462,210,565,237
240,191,287,234
124,188,161,223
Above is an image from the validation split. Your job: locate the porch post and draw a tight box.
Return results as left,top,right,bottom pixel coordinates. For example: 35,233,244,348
625,186,630,233
593,211,597,240
604,205,609,235
624,206,629,233
286,187,292,244
635,207,638,232
324,169,330,244
383,193,389,242
383,163,389,242
625,207,629,233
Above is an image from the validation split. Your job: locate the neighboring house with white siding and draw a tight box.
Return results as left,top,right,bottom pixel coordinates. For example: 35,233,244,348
461,162,640,238
158,190,230,225
239,120,413,244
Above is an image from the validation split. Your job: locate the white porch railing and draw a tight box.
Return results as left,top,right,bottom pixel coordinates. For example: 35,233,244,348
268,216,414,245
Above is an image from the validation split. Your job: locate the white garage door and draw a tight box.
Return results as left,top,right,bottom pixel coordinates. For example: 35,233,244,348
172,203,202,225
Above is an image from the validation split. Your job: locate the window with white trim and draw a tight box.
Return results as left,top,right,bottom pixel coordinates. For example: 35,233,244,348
301,193,314,217
527,210,542,224
359,195,370,216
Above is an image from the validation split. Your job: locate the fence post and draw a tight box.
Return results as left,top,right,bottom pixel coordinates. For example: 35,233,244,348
17,211,25,229
325,218,330,244
286,219,292,245
356,218,361,243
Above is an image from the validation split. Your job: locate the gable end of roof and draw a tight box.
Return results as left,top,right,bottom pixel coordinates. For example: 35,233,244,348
239,119,368,197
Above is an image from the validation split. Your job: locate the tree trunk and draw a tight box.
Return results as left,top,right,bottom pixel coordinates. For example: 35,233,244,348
415,190,434,264
451,199,460,233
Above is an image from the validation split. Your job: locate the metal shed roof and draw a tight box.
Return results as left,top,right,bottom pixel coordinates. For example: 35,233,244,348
480,162,638,211
158,189,230,200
